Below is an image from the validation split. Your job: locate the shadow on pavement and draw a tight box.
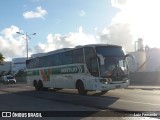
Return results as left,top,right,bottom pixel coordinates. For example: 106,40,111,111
0,86,130,117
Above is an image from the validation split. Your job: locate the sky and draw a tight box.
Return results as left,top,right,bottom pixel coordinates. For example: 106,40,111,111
1,0,160,61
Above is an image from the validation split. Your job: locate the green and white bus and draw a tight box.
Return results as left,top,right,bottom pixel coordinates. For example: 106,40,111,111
26,44,134,95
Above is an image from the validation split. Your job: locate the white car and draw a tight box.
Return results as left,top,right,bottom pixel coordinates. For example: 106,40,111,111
2,75,16,84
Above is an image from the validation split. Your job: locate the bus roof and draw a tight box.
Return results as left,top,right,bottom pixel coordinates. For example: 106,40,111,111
29,44,122,59
80,44,121,48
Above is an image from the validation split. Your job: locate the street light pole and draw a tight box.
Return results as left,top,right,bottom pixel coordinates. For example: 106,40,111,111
16,32,36,59
26,33,29,59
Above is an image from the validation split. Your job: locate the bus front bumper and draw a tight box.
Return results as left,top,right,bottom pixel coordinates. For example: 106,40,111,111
96,81,129,91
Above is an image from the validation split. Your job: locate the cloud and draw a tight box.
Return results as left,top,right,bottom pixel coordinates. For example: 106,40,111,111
0,24,134,61
79,10,86,17
34,23,134,54
1,25,19,39
111,0,160,48
23,6,47,19
111,0,128,9
0,25,29,61
34,26,97,53
89,0,136,52
94,27,98,31
99,23,134,52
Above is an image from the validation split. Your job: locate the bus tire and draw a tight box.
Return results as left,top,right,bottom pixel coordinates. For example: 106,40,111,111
76,80,87,95
38,80,43,91
54,88,63,91
34,80,39,91
101,90,109,94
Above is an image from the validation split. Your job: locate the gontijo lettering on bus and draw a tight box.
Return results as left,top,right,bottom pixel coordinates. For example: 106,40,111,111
60,65,83,73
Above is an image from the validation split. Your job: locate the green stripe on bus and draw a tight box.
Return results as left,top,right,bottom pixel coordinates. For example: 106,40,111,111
27,70,39,76
52,65,85,74
26,65,85,76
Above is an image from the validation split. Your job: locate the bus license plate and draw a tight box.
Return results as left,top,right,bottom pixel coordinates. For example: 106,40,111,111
116,85,121,88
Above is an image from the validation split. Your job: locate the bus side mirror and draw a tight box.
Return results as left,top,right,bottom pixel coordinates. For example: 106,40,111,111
125,54,135,65
97,54,105,65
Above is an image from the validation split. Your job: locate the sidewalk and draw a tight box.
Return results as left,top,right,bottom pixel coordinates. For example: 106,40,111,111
127,85,160,90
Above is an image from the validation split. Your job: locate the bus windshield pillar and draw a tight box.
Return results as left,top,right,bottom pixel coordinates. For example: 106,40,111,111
97,54,105,65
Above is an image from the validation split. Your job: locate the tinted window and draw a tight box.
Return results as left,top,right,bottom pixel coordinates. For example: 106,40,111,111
96,46,124,57
40,56,53,68
26,60,30,69
28,58,38,69
39,57,45,68
53,53,62,66
34,58,39,68
62,51,73,65
26,48,84,69
85,47,99,77
85,47,96,60
73,48,84,63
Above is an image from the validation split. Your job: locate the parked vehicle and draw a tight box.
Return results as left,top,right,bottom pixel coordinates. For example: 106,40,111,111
1,75,16,84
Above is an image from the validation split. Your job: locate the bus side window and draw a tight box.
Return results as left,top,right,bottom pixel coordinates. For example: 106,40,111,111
54,53,62,66
73,48,84,63
62,51,73,65
35,58,39,68
26,60,30,69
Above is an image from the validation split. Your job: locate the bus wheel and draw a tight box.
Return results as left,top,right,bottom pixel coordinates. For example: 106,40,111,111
54,88,63,91
101,90,108,94
34,80,39,91
76,81,87,95
38,81,43,91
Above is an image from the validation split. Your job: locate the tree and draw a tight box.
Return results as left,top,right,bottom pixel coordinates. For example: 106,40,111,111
0,53,5,65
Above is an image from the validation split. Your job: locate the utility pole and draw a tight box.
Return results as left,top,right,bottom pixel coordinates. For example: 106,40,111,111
16,32,36,59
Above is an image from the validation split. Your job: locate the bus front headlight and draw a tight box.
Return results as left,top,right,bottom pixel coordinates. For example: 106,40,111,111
100,78,109,84
123,78,129,83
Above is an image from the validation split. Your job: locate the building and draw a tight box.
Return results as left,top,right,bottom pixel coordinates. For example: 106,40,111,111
128,38,160,72
12,58,27,75
127,38,160,85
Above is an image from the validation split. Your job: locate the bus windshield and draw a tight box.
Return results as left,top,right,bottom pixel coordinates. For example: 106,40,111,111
96,46,125,57
96,46,128,78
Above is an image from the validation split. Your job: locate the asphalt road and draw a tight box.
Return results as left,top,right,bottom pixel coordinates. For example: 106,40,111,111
0,84,159,120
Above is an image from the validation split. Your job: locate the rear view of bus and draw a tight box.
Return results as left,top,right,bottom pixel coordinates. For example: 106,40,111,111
26,44,134,95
